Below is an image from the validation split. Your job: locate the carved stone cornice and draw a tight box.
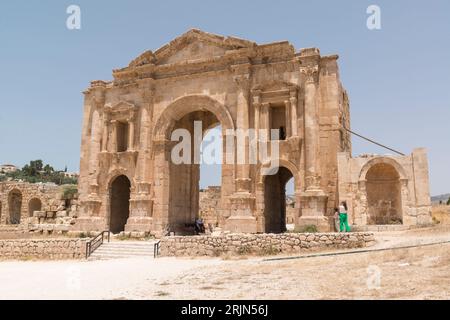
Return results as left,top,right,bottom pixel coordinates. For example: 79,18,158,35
104,101,138,118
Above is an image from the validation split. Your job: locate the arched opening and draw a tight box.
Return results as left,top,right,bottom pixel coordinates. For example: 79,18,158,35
285,177,295,226
366,163,403,224
8,189,22,224
109,175,131,233
169,110,221,233
199,124,222,230
28,198,42,217
263,166,294,233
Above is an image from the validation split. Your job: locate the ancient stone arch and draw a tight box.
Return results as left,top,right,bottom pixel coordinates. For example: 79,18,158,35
359,157,407,182
8,189,22,224
357,157,408,225
152,95,235,141
75,29,431,234
109,175,131,233
28,198,42,217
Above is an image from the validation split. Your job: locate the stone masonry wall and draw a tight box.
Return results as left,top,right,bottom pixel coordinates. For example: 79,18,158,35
0,238,87,260
160,232,375,257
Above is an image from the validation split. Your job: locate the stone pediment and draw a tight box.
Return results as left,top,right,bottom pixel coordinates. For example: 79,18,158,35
129,29,256,67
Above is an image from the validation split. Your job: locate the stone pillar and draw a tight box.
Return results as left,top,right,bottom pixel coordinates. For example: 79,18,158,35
302,65,320,190
127,116,135,151
290,90,298,136
411,148,432,225
284,99,292,137
224,65,257,233
297,62,329,232
111,120,118,152
126,106,154,233
261,102,270,141
252,90,261,143
101,113,109,152
234,73,251,192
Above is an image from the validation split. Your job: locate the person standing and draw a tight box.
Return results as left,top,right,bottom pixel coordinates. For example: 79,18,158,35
339,201,351,232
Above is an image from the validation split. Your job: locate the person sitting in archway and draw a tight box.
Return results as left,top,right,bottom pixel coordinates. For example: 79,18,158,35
194,217,205,234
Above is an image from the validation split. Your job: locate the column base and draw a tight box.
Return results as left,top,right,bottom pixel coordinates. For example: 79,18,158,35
296,216,332,232
72,216,108,232
224,192,257,233
125,217,153,233
297,189,331,232
224,215,258,233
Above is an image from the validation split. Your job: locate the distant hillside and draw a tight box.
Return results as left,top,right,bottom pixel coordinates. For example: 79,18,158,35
431,193,450,204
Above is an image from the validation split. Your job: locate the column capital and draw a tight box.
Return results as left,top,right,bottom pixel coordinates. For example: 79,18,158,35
300,64,319,84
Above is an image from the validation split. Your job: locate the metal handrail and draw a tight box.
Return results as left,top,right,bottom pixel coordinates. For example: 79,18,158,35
85,230,110,259
154,240,161,258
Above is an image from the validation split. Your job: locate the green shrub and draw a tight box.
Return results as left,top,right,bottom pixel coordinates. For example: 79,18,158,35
237,245,251,255
63,185,78,199
259,245,280,256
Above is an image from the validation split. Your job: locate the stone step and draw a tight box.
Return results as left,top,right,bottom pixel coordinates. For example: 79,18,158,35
89,254,152,260
93,248,154,254
88,241,158,260
99,244,155,250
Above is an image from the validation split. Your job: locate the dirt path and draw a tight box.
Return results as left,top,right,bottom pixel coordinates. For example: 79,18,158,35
1,226,449,300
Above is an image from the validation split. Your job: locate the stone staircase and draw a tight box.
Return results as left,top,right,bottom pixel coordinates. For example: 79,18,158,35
88,240,157,260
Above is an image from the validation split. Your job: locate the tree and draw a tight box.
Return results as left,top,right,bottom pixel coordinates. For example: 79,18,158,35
43,164,54,175
447,197,450,206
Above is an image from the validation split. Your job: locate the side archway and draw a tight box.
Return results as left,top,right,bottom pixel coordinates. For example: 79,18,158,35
28,198,42,217
362,160,404,225
8,189,23,224
109,175,131,233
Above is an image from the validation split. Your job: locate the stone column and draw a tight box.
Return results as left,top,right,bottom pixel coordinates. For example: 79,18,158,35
127,117,135,151
126,85,155,233
234,73,251,192
101,113,109,152
252,90,261,143
302,65,320,190
290,90,298,136
297,63,329,232
261,102,270,141
284,99,292,138
224,65,257,233
110,120,118,152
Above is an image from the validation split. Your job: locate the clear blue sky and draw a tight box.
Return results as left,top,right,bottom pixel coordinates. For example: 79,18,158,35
0,1,449,195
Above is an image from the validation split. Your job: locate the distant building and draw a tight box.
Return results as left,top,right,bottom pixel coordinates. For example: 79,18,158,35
0,164,18,174
63,172,79,179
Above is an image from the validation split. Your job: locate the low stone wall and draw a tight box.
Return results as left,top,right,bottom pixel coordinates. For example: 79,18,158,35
160,232,376,257
0,238,87,260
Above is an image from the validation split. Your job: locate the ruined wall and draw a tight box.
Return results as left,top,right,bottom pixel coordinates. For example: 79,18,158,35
0,182,79,232
0,238,87,260
199,186,221,227
160,232,375,257
75,29,350,234
337,148,432,227
199,186,297,228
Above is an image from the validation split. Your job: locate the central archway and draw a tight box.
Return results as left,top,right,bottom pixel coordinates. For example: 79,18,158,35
109,175,131,233
153,95,234,234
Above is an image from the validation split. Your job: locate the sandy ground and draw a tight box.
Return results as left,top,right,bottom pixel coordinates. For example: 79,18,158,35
1,226,450,300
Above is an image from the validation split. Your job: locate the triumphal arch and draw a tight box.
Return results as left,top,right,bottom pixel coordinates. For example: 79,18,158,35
75,29,432,235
